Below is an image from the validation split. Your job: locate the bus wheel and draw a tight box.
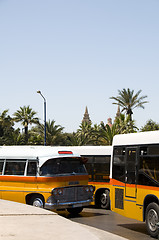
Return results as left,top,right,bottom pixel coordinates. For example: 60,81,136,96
67,207,83,215
146,202,159,238
100,190,110,209
30,195,44,208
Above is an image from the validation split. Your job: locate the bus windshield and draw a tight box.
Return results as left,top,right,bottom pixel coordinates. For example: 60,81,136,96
40,157,87,176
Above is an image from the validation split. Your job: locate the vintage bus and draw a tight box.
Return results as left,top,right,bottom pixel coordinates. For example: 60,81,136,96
110,131,159,237
69,146,112,209
0,146,94,215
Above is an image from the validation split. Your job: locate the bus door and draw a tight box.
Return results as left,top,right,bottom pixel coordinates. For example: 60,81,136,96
125,148,137,198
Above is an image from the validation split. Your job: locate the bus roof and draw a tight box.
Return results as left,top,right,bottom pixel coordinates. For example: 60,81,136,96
66,146,112,156
112,130,159,146
0,146,80,167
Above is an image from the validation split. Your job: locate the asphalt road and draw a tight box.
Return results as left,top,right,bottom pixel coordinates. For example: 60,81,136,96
57,207,152,240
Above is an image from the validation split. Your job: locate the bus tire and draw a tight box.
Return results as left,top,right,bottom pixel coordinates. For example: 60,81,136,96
145,202,159,238
30,195,44,208
67,207,83,215
100,190,110,209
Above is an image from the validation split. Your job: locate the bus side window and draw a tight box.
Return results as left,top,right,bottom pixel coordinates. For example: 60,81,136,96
84,157,93,181
27,161,37,176
4,161,26,175
0,160,4,175
112,147,125,182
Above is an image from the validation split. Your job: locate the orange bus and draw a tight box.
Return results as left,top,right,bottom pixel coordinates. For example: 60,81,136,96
110,131,159,237
69,146,112,209
0,146,94,215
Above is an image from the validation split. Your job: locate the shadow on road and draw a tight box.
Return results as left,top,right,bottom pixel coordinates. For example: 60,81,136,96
56,209,108,219
118,223,147,235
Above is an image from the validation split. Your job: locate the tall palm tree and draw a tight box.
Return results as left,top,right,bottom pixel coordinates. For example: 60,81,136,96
13,106,39,143
110,88,148,120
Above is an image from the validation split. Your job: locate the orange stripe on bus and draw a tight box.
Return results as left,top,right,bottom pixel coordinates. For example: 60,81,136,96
110,178,159,192
0,175,88,183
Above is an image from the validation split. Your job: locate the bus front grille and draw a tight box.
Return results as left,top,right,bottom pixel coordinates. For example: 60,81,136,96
52,185,92,204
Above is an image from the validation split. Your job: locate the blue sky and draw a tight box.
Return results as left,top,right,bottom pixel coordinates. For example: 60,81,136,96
0,0,159,132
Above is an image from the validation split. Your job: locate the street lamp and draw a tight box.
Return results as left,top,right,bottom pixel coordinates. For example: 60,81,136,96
37,90,46,146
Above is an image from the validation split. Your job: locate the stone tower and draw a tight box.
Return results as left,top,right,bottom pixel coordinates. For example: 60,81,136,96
116,105,121,118
82,106,91,124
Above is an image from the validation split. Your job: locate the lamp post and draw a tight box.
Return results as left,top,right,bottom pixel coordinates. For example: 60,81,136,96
37,90,46,146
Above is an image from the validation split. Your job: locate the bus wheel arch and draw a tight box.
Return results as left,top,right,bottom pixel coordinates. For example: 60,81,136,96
95,188,110,209
145,202,159,238
143,194,159,221
26,193,45,208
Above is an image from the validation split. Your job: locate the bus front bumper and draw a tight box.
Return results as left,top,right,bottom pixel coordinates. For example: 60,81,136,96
45,199,93,210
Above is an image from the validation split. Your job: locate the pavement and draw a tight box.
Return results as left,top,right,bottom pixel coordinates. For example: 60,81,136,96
0,199,128,240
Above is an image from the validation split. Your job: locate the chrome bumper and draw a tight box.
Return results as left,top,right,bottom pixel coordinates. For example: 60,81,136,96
45,199,92,210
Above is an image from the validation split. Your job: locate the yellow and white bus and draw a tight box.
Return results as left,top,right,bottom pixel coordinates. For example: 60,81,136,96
0,146,94,215
110,130,159,237
69,146,112,209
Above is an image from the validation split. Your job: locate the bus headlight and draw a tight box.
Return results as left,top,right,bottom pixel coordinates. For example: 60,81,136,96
89,186,95,192
58,188,63,195
52,188,63,195
84,186,89,192
84,185,95,193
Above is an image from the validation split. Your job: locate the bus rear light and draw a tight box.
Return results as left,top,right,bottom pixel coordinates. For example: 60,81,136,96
58,151,73,155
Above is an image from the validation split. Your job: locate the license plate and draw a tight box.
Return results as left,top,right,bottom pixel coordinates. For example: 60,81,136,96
72,204,82,208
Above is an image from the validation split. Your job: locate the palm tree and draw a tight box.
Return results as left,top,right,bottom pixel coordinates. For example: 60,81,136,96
13,106,39,144
30,120,64,145
140,119,159,132
110,88,148,120
67,132,84,146
0,110,16,145
99,122,118,145
115,113,138,134
77,122,97,145
46,120,64,145
67,122,99,146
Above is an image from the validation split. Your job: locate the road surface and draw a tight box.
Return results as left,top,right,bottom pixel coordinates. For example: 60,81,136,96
57,207,152,240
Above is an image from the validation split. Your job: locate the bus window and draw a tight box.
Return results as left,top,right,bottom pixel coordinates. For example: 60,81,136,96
148,145,159,155
126,149,136,184
112,147,125,182
40,158,87,176
4,160,26,175
0,160,4,175
93,156,110,182
59,158,87,174
40,159,59,176
27,161,37,176
84,157,93,181
138,155,159,186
